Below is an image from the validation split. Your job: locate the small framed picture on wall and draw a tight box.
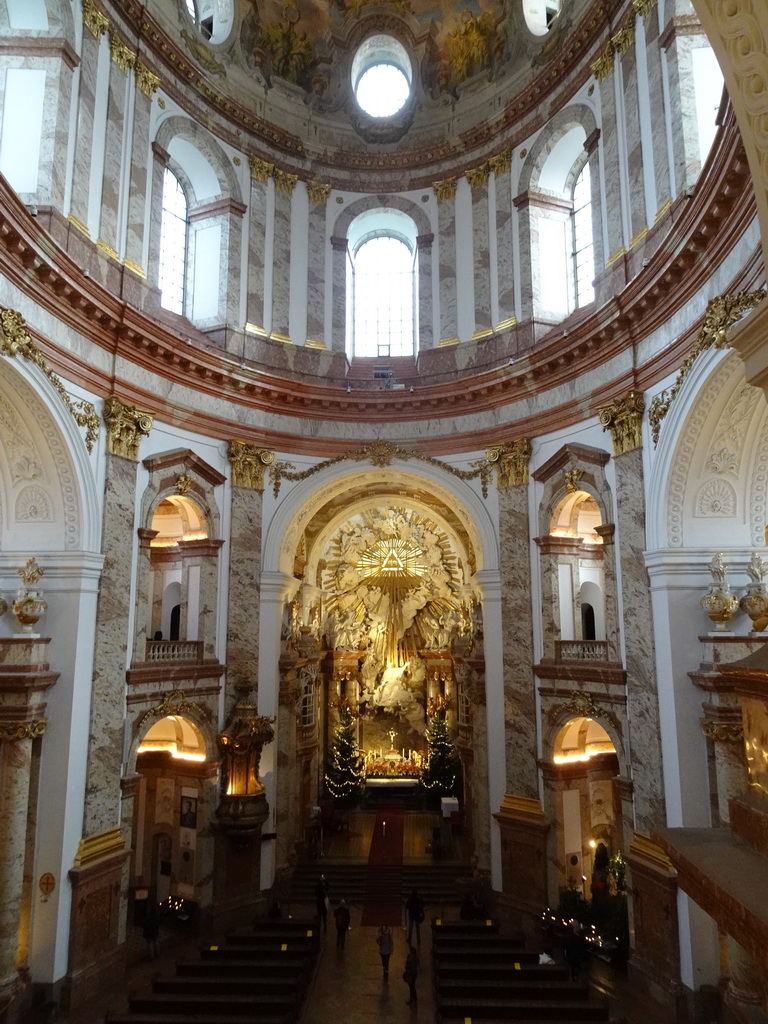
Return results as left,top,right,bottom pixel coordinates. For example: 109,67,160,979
180,795,198,829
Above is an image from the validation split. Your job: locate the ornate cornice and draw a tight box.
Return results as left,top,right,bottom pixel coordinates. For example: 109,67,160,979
82,0,109,37
598,389,645,455
228,440,274,490
103,396,153,459
269,440,495,497
0,719,47,742
0,307,100,453
486,439,531,487
649,289,766,446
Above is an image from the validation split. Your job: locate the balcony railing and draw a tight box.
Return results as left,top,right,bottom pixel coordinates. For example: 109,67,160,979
145,640,204,663
555,639,610,662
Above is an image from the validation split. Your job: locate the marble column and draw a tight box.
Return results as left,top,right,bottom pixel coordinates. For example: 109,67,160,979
225,442,272,698
145,142,168,290
490,441,537,798
330,235,348,353
490,150,514,329
467,165,492,336
618,17,650,245
86,398,153,838
245,159,270,337
663,18,709,194
68,9,106,238
0,638,59,1018
595,51,627,269
594,523,620,661
97,33,133,261
123,63,159,281
534,536,565,661
641,4,673,221
434,177,458,345
132,527,158,662
600,392,664,831
306,183,330,347
271,171,297,342
416,233,434,351
186,539,225,659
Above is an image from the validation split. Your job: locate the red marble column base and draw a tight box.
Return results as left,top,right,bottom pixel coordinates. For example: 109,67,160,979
64,844,130,1014
626,832,688,1023
493,794,549,939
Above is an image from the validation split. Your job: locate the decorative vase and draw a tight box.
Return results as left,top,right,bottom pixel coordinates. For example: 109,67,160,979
701,587,739,631
12,588,47,635
740,584,768,632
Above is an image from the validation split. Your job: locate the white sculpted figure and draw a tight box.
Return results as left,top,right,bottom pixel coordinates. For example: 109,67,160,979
747,551,768,585
707,552,728,586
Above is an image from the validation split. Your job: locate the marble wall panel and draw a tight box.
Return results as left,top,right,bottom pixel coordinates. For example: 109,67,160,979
306,201,326,345
437,198,457,342
495,170,515,327
621,43,649,240
500,485,537,798
514,198,535,321
271,190,292,338
330,236,347,353
124,90,152,275
0,737,33,998
69,32,101,230
643,6,673,216
226,485,262,698
536,544,562,662
598,67,627,264
224,210,244,328
417,233,434,350
665,33,703,194
85,454,137,837
246,179,268,332
98,62,128,255
615,448,664,832
472,184,491,333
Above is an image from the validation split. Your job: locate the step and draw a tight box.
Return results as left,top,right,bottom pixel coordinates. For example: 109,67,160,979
437,998,610,1021
434,947,540,965
130,993,295,1016
199,947,310,964
107,1016,289,1024
435,962,569,982
155,977,305,996
176,960,309,979
438,979,590,1000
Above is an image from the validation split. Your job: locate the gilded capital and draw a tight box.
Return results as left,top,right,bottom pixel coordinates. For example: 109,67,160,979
103,396,154,460
83,0,109,37
307,181,331,204
109,32,136,73
488,149,511,178
249,155,273,183
433,177,457,202
228,440,275,490
633,0,658,15
273,168,298,195
611,21,635,57
466,162,491,190
135,60,160,98
486,438,532,488
590,42,614,82
598,389,645,455
0,720,47,742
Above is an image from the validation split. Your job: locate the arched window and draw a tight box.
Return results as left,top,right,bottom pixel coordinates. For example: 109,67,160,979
572,162,594,308
349,231,416,357
159,168,188,315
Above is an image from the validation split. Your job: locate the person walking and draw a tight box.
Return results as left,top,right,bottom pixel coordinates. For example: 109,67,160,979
403,944,419,1004
333,898,350,951
315,875,329,934
405,887,424,947
376,923,394,980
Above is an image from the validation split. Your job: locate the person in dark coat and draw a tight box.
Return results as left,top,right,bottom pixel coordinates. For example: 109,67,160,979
405,888,424,947
315,875,328,933
376,923,394,980
333,898,350,950
403,944,419,1003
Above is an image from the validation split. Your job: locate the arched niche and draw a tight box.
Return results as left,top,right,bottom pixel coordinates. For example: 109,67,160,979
0,356,98,554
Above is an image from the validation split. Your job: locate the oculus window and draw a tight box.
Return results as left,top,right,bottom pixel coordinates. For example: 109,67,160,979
352,35,412,118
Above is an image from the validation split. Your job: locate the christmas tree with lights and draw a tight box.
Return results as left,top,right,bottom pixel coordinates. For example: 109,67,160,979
324,703,365,803
420,711,459,795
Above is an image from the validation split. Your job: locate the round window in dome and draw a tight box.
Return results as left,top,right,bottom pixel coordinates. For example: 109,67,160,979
352,35,412,118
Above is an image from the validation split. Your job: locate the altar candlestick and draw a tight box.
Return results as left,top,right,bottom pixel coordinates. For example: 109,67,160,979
382,821,386,836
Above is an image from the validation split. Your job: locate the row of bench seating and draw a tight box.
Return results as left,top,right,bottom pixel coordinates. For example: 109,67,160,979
106,919,319,1024
432,919,611,1023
